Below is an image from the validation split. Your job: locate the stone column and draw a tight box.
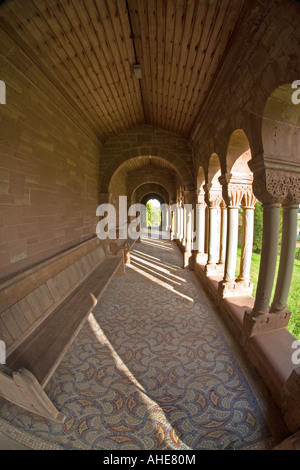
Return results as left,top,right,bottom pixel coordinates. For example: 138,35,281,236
270,204,298,313
183,190,197,268
176,202,181,240
182,204,186,246
179,202,184,243
170,200,176,240
243,164,300,338
224,205,239,282
204,184,222,276
195,191,206,263
236,193,256,293
252,203,281,314
218,200,227,266
218,175,244,298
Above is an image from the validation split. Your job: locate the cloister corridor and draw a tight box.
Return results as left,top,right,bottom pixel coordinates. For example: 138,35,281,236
0,0,300,455
0,237,289,450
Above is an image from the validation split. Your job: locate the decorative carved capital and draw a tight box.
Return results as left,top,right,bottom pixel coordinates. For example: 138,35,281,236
219,174,254,208
203,184,223,208
197,190,206,207
252,167,300,206
242,189,257,209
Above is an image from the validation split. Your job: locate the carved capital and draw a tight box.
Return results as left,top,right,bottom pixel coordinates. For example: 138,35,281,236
242,189,257,208
219,174,254,208
203,184,222,208
252,167,300,206
197,190,206,207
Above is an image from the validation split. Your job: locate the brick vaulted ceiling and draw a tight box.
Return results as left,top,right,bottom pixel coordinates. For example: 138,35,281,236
0,0,248,142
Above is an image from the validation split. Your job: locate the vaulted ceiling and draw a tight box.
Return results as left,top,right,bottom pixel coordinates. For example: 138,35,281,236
0,0,248,142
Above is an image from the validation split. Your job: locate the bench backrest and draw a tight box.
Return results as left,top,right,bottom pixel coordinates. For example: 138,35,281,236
0,237,106,356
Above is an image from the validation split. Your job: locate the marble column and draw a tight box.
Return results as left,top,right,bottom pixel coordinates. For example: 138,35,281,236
252,204,281,315
195,200,206,262
236,194,256,293
242,201,290,339
176,202,181,240
218,178,243,297
218,174,255,298
223,205,239,283
218,201,227,266
204,184,222,276
205,202,220,274
183,190,197,268
237,207,254,282
170,206,175,240
270,204,298,313
184,205,193,267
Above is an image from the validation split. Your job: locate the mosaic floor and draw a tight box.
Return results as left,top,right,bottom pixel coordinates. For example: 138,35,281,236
0,238,285,450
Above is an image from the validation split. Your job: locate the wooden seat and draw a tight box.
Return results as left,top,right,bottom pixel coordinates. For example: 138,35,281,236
6,257,122,388
109,236,137,263
0,255,123,423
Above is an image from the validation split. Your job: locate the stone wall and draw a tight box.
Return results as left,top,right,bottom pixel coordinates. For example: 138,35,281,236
99,125,195,194
0,28,102,281
190,0,300,174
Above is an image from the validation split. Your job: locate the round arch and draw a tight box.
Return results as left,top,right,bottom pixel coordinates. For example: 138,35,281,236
226,129,252,175
141,193,165,206
133,183,170,206
103,148,194,194
262,83,300,168
207,153,222,186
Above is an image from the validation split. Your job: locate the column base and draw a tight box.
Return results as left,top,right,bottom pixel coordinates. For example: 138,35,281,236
205,262,222,276
196,252,207,264
218,279,254,299
184,250,195,269
242,308,291,339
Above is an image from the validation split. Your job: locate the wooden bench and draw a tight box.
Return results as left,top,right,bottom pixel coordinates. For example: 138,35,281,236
109,236,137,264
0,239,124,423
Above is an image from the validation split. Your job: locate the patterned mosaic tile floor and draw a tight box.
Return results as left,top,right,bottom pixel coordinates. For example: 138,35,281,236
0,238,286,450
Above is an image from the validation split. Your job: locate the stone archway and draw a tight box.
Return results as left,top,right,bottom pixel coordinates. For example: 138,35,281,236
246,83,300,326
218,129,256,298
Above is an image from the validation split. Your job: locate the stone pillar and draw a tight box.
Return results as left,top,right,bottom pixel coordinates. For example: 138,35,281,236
179,202,184,243
218,200,227,266
170,201,176,240
224,205,239,282
195,191,206,263
176,202,181,240
204,184,222,276
270,204,298,313
170,208,174,239
183,190,197,268
243,202,286,336
218,175,244,298
182,204,186,246
253,203,281,314
236,193,256,292
243,163,300,338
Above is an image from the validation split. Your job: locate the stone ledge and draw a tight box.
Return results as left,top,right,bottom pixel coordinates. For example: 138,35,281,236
244,328,300,432
194,260,300,433
218,279,254,299
242,309,291,339
244,328,296,393
221,295,255,340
